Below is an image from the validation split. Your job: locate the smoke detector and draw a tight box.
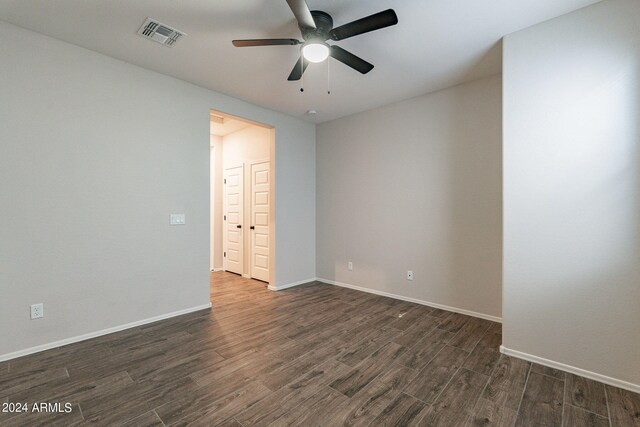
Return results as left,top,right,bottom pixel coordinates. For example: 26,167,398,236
137,18,186,47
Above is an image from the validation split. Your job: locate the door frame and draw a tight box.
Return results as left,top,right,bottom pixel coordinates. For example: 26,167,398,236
210,109,276,286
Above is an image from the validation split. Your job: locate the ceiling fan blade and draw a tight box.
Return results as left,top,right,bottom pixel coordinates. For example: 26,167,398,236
329,9,398,41
287,56,309,81
232,39,301,47
329,45,374,74
286,0,316,30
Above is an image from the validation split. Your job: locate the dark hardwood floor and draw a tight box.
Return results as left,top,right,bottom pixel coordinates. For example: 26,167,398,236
1,272,638,426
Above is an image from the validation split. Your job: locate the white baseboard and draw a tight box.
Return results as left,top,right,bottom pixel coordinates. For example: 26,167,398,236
317,277,502,323
211,267,224,272
268,277,318,291
500,346,640,394
0,303,212,362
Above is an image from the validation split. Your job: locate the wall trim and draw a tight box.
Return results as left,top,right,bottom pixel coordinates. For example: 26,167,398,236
268,277,317,291
0,303,212,362
500,346,640,394
317,277,502,323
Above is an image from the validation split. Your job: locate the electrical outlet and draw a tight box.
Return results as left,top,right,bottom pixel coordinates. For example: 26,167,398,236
407,271,414,281
31,303,44,319
348,261,353,271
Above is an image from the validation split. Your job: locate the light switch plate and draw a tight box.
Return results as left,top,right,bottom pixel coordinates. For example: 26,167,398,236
170,214,186,225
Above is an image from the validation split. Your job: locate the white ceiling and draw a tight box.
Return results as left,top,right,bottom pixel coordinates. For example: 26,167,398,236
0,0,600,123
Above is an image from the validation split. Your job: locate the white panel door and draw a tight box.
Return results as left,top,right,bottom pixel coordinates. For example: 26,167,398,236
224,166,243,275
250,161,270,282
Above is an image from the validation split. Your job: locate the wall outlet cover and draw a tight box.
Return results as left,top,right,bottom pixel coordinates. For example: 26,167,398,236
31,303,44,319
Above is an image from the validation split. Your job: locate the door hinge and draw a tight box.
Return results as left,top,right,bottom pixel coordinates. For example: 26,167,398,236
223,252,226,257
224,215,226,221
224,178,226,184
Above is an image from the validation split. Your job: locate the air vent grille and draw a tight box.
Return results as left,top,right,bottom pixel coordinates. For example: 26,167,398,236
137,18,185,47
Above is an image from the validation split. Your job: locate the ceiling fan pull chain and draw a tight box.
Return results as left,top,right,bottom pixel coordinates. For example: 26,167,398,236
300,53,305,92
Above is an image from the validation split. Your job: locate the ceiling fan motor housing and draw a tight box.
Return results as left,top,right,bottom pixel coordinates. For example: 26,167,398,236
301,11,333,41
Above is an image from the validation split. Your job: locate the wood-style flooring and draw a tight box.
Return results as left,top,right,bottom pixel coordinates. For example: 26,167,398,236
1,272,638,426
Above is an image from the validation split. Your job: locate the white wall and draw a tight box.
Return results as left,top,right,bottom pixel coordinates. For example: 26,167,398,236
316,75,502,320
222,126,270,166
0,21,315,359
210,134,223,270
503,0,640,389
221,125,271,277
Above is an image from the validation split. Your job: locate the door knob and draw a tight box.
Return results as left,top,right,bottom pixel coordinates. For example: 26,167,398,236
236,225,242,229
250,226,255,230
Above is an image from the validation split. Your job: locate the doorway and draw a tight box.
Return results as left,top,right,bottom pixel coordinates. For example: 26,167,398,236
210,110,275,285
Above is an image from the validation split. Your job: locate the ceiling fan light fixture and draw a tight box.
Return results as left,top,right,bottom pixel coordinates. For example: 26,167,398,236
302,42,329,63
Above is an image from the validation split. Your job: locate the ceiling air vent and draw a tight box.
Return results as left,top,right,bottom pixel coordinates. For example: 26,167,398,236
137,18,185,47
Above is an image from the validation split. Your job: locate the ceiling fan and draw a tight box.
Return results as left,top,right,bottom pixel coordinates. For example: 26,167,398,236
232,0,398,81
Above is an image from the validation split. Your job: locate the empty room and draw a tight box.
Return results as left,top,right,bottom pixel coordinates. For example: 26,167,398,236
0,0,638,426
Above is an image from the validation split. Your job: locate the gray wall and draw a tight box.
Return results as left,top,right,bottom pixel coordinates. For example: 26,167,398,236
316,75,503,319
503,0,640,388
0,21,315,358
